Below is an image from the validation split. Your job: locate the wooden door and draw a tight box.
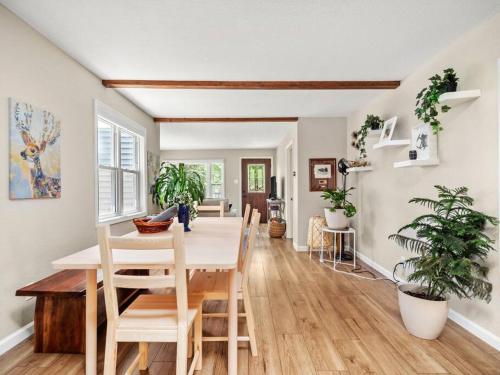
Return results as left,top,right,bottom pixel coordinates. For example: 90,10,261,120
241,158,271,223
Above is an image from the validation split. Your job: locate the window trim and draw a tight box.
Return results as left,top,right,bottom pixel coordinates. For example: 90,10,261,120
165,159,225,199
94,100,147,225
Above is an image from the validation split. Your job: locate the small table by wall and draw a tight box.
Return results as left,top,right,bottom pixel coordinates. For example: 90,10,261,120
320,227,356,268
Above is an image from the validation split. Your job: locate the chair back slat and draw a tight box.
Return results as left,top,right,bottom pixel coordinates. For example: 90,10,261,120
97,223,187,326
238,204,251,270
113,274,176,289
108,236,174,250
241,210,260,281
197,201,224,217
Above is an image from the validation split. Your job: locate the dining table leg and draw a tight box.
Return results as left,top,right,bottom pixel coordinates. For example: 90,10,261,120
227,268,238,375
86,269,98,375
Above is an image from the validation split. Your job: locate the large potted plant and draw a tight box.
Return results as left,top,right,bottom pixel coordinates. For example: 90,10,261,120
389,186,497,339
415,68,459,134
321,188,356,229
152,162,205,231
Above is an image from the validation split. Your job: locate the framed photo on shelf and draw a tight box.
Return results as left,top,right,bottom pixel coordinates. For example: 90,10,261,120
411,123,436,160
309,158,336,191
379,116,398,143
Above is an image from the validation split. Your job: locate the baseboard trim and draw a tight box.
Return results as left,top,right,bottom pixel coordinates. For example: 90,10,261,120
356,252,500,351
0,321,34,356
293,242,308,252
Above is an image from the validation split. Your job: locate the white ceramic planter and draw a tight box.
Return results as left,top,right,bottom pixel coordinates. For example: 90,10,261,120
324,208,348,229
398,284,448,340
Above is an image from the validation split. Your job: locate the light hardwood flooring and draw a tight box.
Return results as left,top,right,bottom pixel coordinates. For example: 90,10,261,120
1,229,500,374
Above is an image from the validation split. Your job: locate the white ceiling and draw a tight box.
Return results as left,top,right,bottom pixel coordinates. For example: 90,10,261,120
2,0,499,149
159,122,296,150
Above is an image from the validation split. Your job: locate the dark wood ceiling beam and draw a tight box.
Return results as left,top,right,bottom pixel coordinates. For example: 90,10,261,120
103,80,400,90
154,117,299,123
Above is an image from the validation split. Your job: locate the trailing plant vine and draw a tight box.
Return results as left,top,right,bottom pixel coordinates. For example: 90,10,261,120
389,185,497,301
415,68,458,134
351,114,383,159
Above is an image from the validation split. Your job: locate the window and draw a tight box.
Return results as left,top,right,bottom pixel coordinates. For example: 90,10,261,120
248,163,265,192
167,160,224,199
95,101,146,223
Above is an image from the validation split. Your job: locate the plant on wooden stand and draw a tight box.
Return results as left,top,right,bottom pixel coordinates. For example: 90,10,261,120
389,185,497,339
321,187,356,229
415,68,459,134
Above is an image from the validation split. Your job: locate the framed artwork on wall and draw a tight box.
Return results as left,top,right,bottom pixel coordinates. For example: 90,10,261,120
9,98,61,199
309,158,336,191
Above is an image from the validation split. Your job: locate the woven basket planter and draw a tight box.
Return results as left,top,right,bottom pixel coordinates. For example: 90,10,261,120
269,219,286,238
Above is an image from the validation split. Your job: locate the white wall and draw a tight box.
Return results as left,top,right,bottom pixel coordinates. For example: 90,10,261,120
160,148,276,215
0,5,159,340
347,13,500,340
275,119,347,249
296,118,347,248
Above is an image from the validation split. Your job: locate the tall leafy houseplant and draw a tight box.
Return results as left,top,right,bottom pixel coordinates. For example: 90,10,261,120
152,162,205,219
415,68,459,134
321,188,356,229
389,186,497,339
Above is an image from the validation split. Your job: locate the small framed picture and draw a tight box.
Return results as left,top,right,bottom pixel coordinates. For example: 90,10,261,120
411,123,433,160
309,158,336,191
379,116,398,143
313,164,332,179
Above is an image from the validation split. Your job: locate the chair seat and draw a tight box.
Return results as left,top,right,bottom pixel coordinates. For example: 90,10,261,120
189,271,242,300
116,294,203,342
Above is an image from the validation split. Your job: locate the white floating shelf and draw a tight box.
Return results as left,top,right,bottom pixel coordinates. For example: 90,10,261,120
393,159,440,168
347,166,373,172
438,89,481,106
373,139,410,149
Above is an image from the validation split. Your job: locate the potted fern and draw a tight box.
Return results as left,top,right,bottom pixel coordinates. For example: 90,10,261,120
321,188,356,229
389,186,497,339
152,162,205,231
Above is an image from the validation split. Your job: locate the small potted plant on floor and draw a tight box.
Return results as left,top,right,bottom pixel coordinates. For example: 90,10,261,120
389,186,497,340
152,162,205,231
321,187,356,229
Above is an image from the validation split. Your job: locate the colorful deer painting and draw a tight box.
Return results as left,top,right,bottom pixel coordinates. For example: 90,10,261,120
9,99,61,199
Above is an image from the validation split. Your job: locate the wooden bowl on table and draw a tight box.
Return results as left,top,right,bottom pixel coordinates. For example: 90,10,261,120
133,217,174,234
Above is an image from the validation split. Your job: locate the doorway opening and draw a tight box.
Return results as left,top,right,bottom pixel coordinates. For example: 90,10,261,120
241,158,271,223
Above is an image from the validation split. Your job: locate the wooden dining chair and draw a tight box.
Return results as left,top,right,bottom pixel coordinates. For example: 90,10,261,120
97,224,203,375
189,209,261,356
197,200,225,217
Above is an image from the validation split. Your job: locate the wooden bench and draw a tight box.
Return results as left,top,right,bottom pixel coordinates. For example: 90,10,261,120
16,269,143,354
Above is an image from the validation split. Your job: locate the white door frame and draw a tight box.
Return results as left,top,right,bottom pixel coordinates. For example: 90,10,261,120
285,141,294,238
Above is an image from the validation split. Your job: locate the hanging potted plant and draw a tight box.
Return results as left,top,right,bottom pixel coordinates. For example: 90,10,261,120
321,187,356,229
389,186,497,340
415,68,459,134
152,162,205,231
351,114,383,161
365,114,383,131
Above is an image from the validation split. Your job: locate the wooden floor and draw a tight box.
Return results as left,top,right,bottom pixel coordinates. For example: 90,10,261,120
1,230,500,374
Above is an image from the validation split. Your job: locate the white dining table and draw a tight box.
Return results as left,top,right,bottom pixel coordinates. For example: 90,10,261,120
52,217,242,375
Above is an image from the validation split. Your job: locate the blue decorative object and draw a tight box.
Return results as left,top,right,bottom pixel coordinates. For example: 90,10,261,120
178,204,191,232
